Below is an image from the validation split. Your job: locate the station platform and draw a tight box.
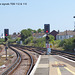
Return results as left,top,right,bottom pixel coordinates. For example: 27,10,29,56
30,55,75,75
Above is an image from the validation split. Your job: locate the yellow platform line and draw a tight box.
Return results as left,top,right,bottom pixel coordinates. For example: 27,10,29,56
64,67,75,75
55,62,61,75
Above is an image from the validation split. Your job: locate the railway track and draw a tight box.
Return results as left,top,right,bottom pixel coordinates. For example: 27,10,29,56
2,46,22,75
51,49,75,61
14,45,75,60
14,47,34,75
2,46,35,75
11,45,46,55
2,44,75,75
11,44,75,61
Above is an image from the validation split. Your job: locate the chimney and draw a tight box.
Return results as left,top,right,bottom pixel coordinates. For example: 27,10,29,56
58,30,59,34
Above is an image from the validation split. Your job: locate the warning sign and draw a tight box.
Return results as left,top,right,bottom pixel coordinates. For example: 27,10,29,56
50,44,53,48
46,44,53,48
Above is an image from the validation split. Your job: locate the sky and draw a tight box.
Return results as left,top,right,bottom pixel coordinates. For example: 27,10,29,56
0,0,75,34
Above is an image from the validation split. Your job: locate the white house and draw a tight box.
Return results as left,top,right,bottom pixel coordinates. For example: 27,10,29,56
56,30,75,40
32,33,45,38
0,33,5,38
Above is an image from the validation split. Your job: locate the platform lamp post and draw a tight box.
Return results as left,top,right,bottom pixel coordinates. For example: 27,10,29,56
73,16,75,31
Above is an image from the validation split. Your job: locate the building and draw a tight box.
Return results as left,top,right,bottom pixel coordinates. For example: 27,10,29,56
0,33,5,38
49,30,59,40
32,33,45,38
56,30,75,40
11,33,21,39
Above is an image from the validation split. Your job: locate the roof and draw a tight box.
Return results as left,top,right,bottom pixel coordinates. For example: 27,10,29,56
32,33,45,37
57,30,75,36
11,34,21,38
49,30,59,35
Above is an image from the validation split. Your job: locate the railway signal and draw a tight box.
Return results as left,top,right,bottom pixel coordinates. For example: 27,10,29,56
4,29,9,60
46,35,49,40
46,35,49,44
4,29,9,42
5,37,8,42
44,24,50,34
4,29,9,36
44,24,51,54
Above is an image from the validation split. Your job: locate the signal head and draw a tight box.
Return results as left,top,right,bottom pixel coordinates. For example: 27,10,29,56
44,24,50,34
6,34,7,36
4,29,9,36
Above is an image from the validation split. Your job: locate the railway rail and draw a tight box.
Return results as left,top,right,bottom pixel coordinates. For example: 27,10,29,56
14,46,34,75
51,49,75,61
11,44,75,61
2,46,34,75
11,45,46,55
2,46,22,75
1,44,75,75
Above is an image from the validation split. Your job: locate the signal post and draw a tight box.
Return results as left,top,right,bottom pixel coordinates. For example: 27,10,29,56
4,29,9,60
44,24,51,54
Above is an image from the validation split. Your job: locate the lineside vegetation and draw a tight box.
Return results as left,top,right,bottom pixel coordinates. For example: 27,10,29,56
0,28,75,52
54,38,75,52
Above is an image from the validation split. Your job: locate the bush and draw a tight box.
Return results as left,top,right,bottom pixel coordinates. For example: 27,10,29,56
54,40,61,45
32,41,45,48
48,35,55,44
23,35,55,48
8,39,16,44
59,38,75,52
24,36,33,44
0,39,5,42
32,37,45,47
59,40,66,47
32,35,54,48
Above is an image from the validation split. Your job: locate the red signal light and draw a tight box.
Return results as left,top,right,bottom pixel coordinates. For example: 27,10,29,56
6,34,7,36
46,30,48,33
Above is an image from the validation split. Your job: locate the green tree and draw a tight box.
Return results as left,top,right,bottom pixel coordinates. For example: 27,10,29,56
27,28,32,32
32,37,46,47
21,29,32,41
16,37,21,41
37,28,42,33
24,36,33,44
48,35,55,44
58,38,75,52
33,30,37,33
